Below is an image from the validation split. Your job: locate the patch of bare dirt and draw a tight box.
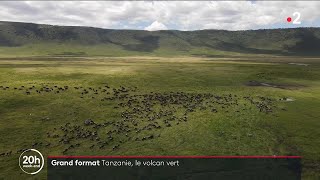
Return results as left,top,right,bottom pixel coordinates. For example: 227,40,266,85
245,81,305,90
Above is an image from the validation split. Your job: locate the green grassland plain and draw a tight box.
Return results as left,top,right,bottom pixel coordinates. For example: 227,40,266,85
0,56,319,179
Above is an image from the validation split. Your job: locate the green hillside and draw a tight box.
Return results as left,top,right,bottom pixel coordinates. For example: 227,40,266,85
0,21,320,57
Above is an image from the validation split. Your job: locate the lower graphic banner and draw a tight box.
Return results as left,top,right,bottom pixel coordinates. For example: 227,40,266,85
47,156,301,180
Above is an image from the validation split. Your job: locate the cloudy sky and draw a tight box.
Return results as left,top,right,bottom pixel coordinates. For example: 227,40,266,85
0,1,319,31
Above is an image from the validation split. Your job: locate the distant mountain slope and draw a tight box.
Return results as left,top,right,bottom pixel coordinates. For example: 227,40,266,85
0,21,320,57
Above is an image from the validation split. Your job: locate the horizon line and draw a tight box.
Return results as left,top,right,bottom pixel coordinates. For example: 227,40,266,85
1,20,319,32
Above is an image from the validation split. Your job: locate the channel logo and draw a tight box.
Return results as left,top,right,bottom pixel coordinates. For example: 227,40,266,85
19,149,44,175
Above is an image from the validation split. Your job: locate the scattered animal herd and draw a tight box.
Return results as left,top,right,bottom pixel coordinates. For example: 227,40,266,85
0,83,283,156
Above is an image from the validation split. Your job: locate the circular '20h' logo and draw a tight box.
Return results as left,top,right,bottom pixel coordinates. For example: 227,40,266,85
19,149,44,175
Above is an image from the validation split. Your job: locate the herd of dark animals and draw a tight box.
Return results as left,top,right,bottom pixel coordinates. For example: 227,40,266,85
0,84,287,156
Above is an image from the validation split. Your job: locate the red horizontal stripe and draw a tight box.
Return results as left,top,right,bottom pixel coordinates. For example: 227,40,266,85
48,155,301,159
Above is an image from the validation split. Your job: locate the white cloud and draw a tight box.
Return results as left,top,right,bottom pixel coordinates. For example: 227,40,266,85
0,1,319,30
144,21,168,31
